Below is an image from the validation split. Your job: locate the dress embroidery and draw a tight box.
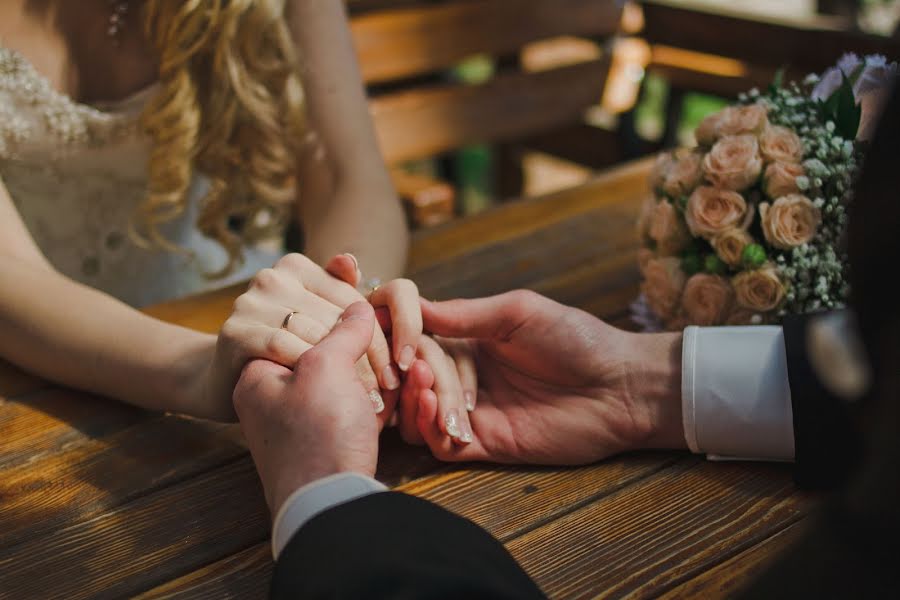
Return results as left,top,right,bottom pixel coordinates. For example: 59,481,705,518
0,44,282,307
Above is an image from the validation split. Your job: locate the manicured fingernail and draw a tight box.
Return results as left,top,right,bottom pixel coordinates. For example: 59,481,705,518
369,389,385,414
444,409,461,438
382,364,400,391
459,418,473,444
464,392,475,412
388,412,399,427
397,345,415,371
342,253,359,271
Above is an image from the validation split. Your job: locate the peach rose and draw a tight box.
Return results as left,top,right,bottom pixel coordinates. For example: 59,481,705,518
760,194,822,250
733,265,786,312
717,104,769,137
641,257,686,320
649,153,674,192
703,135,763,191
712,228,754,268
681,274,735,326
637,195,657,242
649,200,691,255
685,186,749,239
759,125,804,164
661,150,704,198
637,247,655,275
695,105,769,147
763,161,805,199
695,110,725,147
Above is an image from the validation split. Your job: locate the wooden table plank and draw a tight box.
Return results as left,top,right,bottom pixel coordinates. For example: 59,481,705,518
135,543,271,600
658,520,807,600
506,461,812,599
0,416,245,549
408,157,652,272
404,452,687,543
115,453,688,599
0,389,147,470
0,458,268,600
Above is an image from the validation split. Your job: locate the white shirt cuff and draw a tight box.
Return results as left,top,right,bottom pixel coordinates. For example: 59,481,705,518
682,326,795,462
271,472,387,559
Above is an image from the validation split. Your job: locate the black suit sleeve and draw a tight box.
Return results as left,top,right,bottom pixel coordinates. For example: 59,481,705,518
270,491,546,600
782,313,863,490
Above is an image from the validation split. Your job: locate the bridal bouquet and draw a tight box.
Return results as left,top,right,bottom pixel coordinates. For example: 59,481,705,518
635,54,897,330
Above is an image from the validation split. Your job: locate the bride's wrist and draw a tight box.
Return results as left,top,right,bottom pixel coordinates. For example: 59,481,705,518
166,333,218,418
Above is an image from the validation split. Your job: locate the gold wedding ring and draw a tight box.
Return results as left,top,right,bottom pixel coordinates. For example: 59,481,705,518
281,311,298,330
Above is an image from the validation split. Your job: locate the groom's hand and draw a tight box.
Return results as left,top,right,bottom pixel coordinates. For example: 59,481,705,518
407,290,687,464
233,302,382,515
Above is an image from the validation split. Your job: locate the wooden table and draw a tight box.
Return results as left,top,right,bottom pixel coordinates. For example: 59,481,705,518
0,158,813,599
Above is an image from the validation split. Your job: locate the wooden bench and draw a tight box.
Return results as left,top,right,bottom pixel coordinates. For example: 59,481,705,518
345,0,624,226
636,0,900,146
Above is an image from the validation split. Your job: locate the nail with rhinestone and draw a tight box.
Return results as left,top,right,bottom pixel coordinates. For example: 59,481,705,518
444,409,461,439
369,389,385,414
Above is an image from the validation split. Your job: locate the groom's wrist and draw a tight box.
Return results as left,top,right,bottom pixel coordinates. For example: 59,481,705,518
624,331,686,450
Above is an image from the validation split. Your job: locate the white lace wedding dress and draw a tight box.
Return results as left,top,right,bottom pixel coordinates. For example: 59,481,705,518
0,45,282,307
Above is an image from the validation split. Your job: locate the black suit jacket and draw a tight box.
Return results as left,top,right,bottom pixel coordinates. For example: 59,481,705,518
271,491,545,599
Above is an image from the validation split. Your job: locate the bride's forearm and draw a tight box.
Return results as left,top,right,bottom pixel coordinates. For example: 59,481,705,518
302,182,409,282
0,256,215,415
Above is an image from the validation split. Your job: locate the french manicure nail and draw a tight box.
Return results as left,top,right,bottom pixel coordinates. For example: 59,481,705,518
459,418,473,444
444,409,461,438
342,253,359,271
382,364,400,391
464,392,475,412
397,345,415,371
369,389,385,414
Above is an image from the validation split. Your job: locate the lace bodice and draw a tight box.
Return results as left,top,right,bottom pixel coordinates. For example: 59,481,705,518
0,44,281,307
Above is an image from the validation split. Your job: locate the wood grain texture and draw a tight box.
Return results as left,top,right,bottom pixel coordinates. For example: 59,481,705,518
352,0,621,84
408,157,652,272
506,460,813,599
641,0,900,74
372,58,611,164
114,454,685,599
658,520,808,600
0,458,268,600
134,543,271,600
392,168,457,227
402,452,687,542
0,416,245,549
0,388,147,470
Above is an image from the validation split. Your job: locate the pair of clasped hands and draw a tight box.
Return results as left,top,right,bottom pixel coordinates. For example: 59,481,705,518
214,252,684,515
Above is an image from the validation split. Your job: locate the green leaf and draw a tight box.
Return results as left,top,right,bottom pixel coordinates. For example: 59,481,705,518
704,254,727,275
820,71,862,140
681,254,703,276
769,66,787,94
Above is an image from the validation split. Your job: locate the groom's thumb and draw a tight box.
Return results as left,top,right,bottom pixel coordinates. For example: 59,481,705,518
303,302,375,367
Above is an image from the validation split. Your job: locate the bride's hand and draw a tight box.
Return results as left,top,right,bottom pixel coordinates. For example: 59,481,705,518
204,253,400,422
324,254,474,444
324,253,422,372
395,335,477,446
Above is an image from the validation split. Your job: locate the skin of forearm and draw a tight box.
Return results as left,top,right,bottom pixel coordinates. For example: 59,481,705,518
623,331,686,450
286,0,408,280
0,256,214,415
302,177,409,280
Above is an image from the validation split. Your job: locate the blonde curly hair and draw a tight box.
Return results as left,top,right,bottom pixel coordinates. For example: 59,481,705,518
136,0,305,277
